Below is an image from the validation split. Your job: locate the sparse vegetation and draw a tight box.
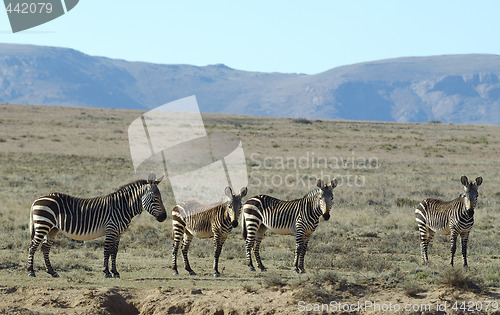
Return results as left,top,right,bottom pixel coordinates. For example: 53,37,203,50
1,104,500,313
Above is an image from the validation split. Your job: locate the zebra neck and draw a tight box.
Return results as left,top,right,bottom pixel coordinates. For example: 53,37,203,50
462,196,473,211
221,204,234,223
110,183,146,216
309,194,324,219
219,204,228,217
461,197,474,217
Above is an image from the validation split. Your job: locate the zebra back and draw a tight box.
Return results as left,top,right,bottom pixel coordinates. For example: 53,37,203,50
243,178,337,234
30,177,167,240
173,186,248,235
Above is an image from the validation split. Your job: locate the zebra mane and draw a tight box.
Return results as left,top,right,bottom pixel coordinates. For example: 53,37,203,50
114,179,149,194
303,187,322,199
182,198,228,211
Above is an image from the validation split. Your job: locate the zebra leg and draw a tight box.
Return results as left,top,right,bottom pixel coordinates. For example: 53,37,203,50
181,232,196,275
213,234,227,277
172,235,182,275
297,234,311,274
110,235,121,278
27,228,48,277
244,223,257,272
293,232,306,274
171,217,186,275
103,229,119,278
421,229,435,265
253,227,267,271
41,228,59,278
245,237,255,271
450,231,459,267
460,231,470,268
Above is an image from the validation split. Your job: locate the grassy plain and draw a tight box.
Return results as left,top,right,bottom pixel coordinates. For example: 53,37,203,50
1,104,500,314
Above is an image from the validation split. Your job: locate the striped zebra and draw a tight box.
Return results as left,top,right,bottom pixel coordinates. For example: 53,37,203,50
242,178,337,274
415,175,483,267
27,174,167,278
171,186,247,277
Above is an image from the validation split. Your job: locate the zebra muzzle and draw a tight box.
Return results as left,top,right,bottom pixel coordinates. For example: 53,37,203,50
231,220,238,228
157,211,167,222
322,213,330,221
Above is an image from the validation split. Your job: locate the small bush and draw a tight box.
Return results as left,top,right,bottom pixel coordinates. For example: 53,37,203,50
401,280,426,297
241,283,256,293
292,118,312,125
260,274,287,290
293,284,337,304
395,197,417,208
436,268,485,293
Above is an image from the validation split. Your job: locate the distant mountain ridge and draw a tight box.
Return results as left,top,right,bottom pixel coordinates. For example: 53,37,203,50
1,43,500,124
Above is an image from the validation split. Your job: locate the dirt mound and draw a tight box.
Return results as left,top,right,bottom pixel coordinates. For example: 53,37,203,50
72,287,139,315
1,284,499,314
0,286,297,314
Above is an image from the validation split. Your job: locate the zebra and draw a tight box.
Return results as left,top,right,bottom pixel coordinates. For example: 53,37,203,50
171,186,247,277
415,175,483,267
27,173,167,278
242,178,337,274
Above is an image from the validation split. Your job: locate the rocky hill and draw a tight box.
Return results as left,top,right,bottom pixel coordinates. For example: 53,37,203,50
1,43,500,124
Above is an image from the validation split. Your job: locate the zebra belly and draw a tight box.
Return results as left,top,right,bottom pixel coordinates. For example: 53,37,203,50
429,225,451,235
188,229,214,239
60,227,106,241
267,226,296,235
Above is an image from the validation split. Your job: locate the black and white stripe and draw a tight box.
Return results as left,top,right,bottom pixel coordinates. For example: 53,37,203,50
27,174,167,278
242,178,337,274
171,186,247,277
415,175,482,267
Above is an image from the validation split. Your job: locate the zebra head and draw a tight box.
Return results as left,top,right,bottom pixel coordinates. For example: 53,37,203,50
460,175,483,210
224,186,248,228
142,173,167,222
316,178,338,221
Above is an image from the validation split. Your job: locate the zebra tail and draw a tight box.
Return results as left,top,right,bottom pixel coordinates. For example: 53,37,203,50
242,219,247,240
29,205,34,241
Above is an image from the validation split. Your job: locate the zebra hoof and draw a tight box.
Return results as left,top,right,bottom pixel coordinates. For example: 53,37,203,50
213,272,221,277
105,273,113,278
51,272,59,278
249,267,256,272
189,271,196,276
293,269,300,274
28,272,36,277
173,270,179,275
113,274,120,279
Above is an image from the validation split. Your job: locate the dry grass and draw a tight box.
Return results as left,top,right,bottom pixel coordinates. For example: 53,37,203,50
1,104,500,312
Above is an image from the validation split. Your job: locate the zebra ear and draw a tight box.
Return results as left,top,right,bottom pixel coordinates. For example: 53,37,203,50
225,186,234,198
461,175,469,187
240,186,248,197
148,173,156,182
475,177,483,186
317,179,325,188
331,178,338,189
154,175,165,184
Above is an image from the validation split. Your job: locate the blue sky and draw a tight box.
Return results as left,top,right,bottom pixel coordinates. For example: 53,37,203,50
0,1,499,74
